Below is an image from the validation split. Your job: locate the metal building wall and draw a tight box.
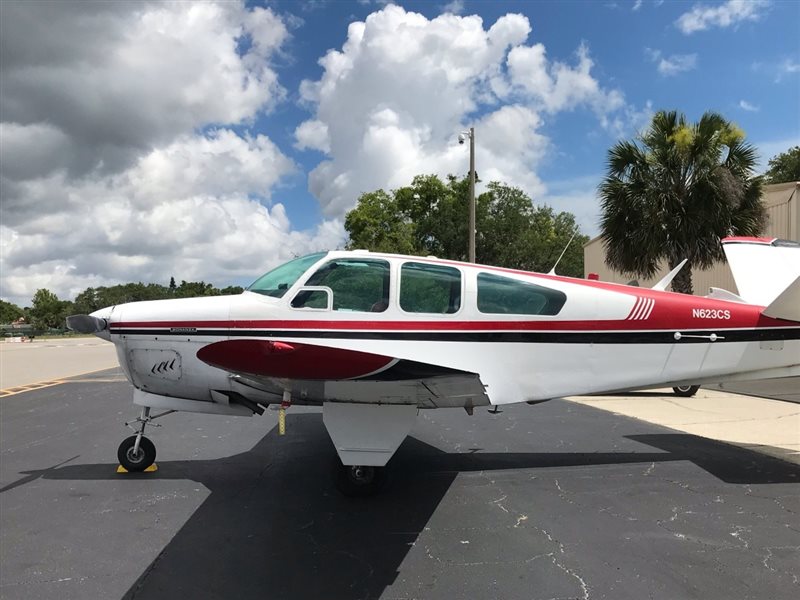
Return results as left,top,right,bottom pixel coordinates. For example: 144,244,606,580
583,182,799,295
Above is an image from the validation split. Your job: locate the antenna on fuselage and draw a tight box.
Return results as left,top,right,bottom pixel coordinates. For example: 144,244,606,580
548,231,577,275
652,258,688,291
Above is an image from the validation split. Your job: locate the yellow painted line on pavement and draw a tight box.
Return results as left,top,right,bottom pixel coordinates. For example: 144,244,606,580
0,380,65,397
0,366,122,397
67,377,127,384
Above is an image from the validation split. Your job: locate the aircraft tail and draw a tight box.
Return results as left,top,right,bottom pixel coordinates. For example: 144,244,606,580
762,276,800,322
722,237,800,307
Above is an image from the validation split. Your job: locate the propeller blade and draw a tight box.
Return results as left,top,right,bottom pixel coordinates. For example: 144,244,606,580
66,315,107,334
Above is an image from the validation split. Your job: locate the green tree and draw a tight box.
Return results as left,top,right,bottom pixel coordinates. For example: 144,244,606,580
92,283,170,306
29,289,73,329
345,175,587,276
763,146,800,184
219,285,245,295
599,110,766,294
73,287,100,315
174,281,217,298
344,190,417,254
0,299,24,324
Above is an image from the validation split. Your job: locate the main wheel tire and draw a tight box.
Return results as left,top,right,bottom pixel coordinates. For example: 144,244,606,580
334,463,387,497
118,435,156,472
672,384,700,397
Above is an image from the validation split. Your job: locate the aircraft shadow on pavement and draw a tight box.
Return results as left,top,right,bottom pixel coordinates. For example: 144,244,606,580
3,413,799,600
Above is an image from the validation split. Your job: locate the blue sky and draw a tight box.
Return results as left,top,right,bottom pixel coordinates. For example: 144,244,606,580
1,0,798,305
266,0,799,231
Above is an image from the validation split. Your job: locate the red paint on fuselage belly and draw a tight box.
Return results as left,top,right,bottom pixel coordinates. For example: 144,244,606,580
196,339,394,380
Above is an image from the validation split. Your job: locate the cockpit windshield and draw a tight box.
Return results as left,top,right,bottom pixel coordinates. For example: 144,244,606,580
247,252,327,298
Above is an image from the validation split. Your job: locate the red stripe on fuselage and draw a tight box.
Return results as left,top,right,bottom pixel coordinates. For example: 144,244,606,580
110,286,797,333
110,305,793,334
721,236,777,245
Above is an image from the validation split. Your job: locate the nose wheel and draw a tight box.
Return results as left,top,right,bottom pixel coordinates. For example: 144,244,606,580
118,406,173,472
118,435,156,472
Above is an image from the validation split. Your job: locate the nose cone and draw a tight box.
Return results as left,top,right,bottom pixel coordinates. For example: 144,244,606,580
66,311,110,341
90,306,115,322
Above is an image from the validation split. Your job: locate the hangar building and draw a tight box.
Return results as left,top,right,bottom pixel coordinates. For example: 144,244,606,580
583,182,799,295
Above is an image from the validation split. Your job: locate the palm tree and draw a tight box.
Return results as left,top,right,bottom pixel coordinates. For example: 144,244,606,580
599,110,766,294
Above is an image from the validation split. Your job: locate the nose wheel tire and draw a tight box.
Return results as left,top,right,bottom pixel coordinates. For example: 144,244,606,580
118,435,156,472
672,384,700,397
334,463,387,497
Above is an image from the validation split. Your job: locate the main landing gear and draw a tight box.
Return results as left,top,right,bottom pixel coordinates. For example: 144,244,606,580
672,384,700,397
118,406,173,472
334,463,387,497
324,402,418,497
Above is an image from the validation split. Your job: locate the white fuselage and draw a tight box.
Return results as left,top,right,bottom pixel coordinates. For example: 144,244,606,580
94,252,800,411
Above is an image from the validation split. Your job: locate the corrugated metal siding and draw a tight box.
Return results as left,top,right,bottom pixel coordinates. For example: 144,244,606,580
583,183,799,295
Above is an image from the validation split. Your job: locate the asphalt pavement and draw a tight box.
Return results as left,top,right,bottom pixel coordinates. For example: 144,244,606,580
0,337,118,390
1,369,798,600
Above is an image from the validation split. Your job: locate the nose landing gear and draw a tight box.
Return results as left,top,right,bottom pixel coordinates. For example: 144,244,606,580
118,407,173,472
118,435,156,472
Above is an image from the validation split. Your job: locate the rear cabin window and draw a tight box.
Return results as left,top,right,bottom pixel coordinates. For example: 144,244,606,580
477,272,566,316
291,258,390,312
400,262,461,314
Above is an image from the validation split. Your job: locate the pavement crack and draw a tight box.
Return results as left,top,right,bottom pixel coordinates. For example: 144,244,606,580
490,494,509,513
553,478,577,506
761,545,800,578
729,525,751,549
533,527,590,599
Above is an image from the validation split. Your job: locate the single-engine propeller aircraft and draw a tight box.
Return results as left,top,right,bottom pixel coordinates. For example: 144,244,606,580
68,237,800,495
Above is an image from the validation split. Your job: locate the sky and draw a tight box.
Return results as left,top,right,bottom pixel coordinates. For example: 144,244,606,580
1,0,798,307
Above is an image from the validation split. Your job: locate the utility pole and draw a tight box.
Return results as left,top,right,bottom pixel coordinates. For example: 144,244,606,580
458,127,476,262
465,127,476,262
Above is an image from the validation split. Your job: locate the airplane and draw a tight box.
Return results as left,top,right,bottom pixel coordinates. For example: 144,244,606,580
67,236,800,495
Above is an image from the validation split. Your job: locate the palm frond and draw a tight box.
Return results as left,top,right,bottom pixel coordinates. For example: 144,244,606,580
598,109,768,289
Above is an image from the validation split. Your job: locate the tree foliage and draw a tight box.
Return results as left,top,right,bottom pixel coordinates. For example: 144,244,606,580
72,280,244,315
0,299,25,324
13,279,245,331
29,289,73,329
599,110,766,294
345,175,588,277
763,146,800,184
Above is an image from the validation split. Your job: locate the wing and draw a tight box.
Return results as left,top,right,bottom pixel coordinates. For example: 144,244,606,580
196,339,490,408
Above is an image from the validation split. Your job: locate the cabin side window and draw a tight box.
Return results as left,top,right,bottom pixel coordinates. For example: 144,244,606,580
291,259,390,312
400,262,461,314
477,272,566,316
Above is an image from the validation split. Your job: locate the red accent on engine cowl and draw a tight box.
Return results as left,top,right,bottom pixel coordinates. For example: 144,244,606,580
196,339,393,380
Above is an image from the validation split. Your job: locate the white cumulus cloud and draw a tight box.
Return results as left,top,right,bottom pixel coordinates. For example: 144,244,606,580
676,0,770,35
1,129,344,305
297,5,631,219
0,1,342,306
